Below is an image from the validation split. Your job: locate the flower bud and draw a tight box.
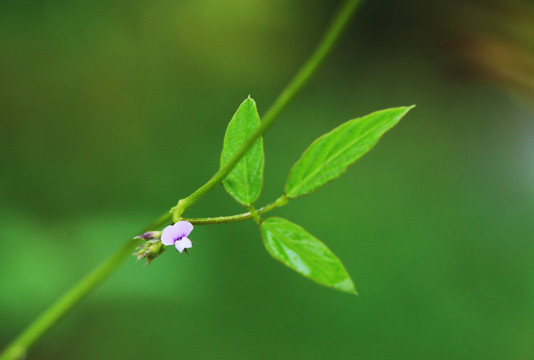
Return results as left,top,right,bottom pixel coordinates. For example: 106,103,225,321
133,239,166,265
134,231,162,241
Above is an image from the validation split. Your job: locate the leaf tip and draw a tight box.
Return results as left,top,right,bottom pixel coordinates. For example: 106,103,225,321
238,96,256,109
347,282,358,295
335,278,357,295
403,104,416,113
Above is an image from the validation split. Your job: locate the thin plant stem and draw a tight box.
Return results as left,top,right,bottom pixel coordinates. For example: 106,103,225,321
0,213,170,360
0,1,362,359
184,195,288,225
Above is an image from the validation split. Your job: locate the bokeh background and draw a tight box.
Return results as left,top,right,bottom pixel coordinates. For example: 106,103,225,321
2,0,534,359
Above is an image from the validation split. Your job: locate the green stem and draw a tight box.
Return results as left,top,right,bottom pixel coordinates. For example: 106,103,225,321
184,195,288,225
0,213,171,360
172,0,362,221
0,1,362,358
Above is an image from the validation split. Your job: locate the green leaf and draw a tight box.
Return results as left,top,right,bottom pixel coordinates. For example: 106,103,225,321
260,217,356,294
220,97,264,206
285,106,414,198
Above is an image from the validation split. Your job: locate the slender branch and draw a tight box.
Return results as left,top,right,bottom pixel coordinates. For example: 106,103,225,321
0,213,170,360
184,195,288,225
172,0,363,221
0,1,362,358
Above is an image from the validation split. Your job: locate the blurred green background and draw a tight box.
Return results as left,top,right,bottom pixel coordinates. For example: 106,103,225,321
2,0,534,359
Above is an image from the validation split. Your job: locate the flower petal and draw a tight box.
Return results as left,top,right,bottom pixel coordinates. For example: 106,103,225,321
161,224,181,245
175,237,193,253
173,221,194,238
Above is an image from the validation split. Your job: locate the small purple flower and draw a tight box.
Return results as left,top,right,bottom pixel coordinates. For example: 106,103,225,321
161,221,194,253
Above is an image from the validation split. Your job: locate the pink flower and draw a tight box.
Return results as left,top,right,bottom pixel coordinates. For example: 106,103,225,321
161,221,194,253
